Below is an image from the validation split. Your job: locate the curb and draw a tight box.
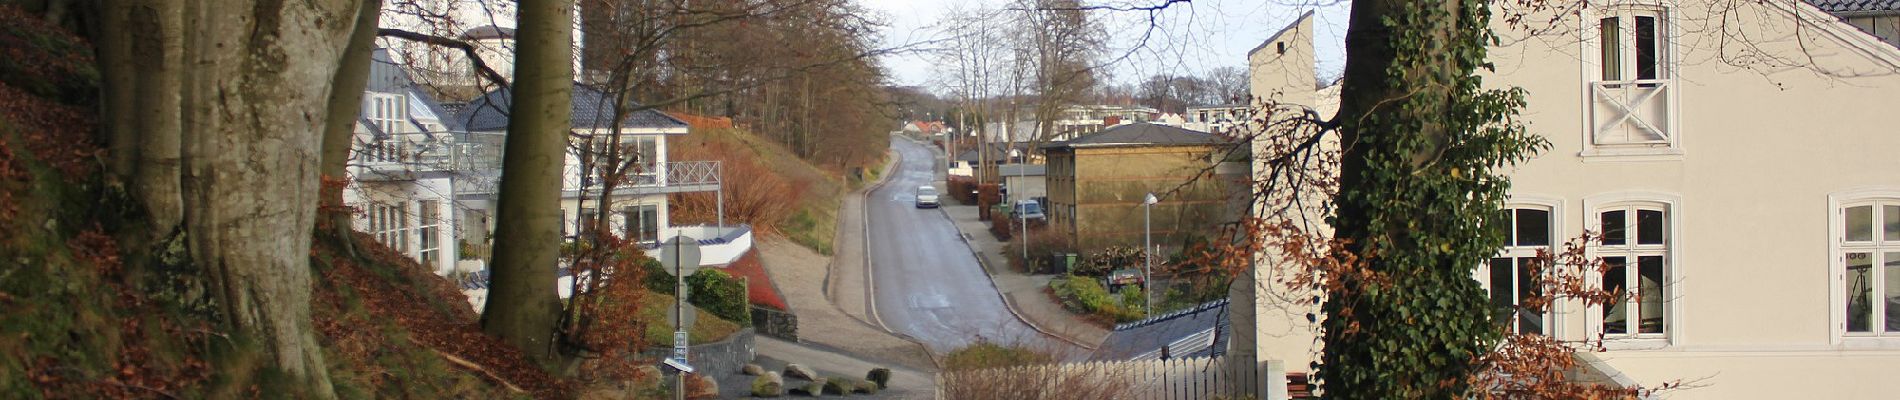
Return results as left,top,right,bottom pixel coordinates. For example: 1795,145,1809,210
827,135,945,370
934,205,1098,351
916,137,1099,352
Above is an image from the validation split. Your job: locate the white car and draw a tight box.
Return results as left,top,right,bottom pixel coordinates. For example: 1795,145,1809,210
914,186,940,208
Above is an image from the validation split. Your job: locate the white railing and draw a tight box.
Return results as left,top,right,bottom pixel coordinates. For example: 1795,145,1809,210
937,356,1290,400
1590,80,1673,146
640,225,753,267
562,160,721,193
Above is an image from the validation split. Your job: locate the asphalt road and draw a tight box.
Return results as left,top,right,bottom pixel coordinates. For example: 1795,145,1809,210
864,138,1079,356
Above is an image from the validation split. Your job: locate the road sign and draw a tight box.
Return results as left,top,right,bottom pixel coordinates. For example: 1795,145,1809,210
662,357,694,374
660,235,703,277
665,294,698,329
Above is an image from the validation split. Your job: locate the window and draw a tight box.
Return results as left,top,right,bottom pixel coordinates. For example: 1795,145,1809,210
366,93,407,134
1595,204,1670,338
578,207,599,239
1840,200,1900,336
418,200,439,266
1587,6,1679,157
622,205,659,242
1486,207,1554,335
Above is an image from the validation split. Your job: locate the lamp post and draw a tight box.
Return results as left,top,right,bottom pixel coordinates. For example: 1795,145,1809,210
1142,192,1158,313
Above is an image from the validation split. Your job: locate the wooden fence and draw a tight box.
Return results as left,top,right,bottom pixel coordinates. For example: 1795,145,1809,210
937,356,1290,400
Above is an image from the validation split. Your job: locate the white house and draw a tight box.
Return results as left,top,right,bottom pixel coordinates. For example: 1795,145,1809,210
344,49,470,276
1237,2,1900,398
1182,104,1252,136
455,83,751,269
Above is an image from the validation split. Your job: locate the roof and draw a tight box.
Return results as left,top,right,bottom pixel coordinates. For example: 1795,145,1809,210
999,164,1044,176
1041,123,1231,150
1247,10,1315,57
457,25,516,41
1806,0,1900,13
1090,299,1231,361
455,83,689,133
364,48,461,132
955,146,1011,162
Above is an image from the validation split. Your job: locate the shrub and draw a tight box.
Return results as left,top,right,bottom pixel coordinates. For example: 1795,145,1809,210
1050,275,1146,323
685,269,750,325
944,340,1052,371
988,212,1014,241
1003,230,1076,274
947,176,977,204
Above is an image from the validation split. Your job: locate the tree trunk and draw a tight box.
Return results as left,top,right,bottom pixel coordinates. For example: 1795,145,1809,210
128,0,183,233
95,2,364,397
482,0,575,368
318,0,384,255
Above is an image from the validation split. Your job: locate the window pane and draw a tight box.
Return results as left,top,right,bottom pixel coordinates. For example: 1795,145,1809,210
1847,205,1874,242
1517,209,1551,247
1638,256,1665,334
1518,257,1545,335
1637,209,1665,245
1848,252,1873,332
1603,257,1629,334
1495,210,1516,247
1600,17,1622,81
1888,253,1900,333
1602,210,1627,245
1635,16,1658,80
1885,205,1900,242
1490,258,1515,328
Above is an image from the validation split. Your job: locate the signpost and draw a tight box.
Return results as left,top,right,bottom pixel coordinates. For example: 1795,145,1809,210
660,235,701,400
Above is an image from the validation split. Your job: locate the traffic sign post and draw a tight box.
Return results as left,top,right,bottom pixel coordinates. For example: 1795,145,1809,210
659,235,701,400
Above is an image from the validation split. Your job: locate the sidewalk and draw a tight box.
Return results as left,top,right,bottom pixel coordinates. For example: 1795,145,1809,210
932,186,1112,351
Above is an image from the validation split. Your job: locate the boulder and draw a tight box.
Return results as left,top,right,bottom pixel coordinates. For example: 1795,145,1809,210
851,379,879,395
783,363,819,381
821,378,848,395
751,372,785,398
743,363,767,376
865,367,892,389
685,374,719,399
789,380,824,397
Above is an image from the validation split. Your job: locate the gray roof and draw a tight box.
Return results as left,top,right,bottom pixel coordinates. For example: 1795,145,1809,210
1806,0,1900,13
1091,299,1230,361
364,48,461,133
458,25,516,40
999,164,1044,176
955,146,1011,163
455,83,689,133
1042,123,1231,150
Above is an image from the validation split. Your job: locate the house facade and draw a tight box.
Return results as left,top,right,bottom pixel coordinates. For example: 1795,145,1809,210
455,83,751,268
344,49,473,276
1182,104,1251,135
1043,123,1246,252
1810,0,1900,48
1237,2,1900,398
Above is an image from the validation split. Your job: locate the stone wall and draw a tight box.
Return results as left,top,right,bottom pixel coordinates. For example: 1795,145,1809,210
751,306,799,341
643,328,755,381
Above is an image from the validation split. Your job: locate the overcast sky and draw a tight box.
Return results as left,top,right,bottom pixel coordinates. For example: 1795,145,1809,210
857,0,1352,92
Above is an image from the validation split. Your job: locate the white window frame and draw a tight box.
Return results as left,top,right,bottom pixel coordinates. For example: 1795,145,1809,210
418,200,440,266
1578,2,1683,161
1582,192,1682,349
1828,189,1900,348
1479,195,1566,337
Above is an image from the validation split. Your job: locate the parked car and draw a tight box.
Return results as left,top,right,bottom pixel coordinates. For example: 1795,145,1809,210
914,186,940,208
1010,199,1045,223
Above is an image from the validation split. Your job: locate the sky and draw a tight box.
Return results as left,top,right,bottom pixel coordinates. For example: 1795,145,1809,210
858,0,1353,93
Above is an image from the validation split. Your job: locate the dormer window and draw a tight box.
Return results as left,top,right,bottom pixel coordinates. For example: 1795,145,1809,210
1585,6,1680,160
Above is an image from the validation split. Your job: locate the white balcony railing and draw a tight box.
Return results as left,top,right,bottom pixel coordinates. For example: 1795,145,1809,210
1590,80,1673,146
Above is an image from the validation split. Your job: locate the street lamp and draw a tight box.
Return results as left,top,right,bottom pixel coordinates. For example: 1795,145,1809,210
1142,192,1158,313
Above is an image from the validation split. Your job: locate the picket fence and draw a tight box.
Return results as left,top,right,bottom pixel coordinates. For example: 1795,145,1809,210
936,356,1289,400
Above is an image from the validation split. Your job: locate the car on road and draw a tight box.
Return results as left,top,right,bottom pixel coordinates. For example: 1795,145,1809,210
1010,199,1045,223
915,186,940,208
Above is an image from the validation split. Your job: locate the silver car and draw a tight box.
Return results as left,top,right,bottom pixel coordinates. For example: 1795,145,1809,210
914,186,940,208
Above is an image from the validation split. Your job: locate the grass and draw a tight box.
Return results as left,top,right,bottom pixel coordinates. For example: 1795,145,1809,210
639,291,741,345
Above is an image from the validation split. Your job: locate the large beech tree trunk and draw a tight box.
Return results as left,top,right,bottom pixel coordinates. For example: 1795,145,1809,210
319,0,384,256
481,0,575,367
93,0,370,396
